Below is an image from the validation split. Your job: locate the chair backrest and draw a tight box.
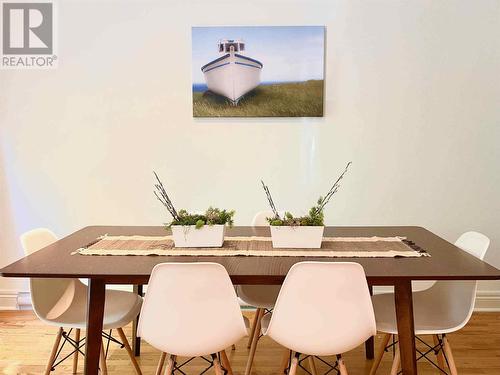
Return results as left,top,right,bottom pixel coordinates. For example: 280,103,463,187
20,229,77,321
252,210,274,226
426,231,490,331
138,262,247,357
455,231,489,260
265,262,376,356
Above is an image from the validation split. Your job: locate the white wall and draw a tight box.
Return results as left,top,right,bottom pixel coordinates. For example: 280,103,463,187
1,0,500,306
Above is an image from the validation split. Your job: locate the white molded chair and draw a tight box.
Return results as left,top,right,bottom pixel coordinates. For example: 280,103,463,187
263,261,376,375
21,228,143,375
369,231,490,375
138,262,248,375
251,211,274,226
238,210,281,375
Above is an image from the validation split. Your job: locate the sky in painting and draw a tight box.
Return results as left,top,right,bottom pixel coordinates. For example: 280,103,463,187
192,26,324,84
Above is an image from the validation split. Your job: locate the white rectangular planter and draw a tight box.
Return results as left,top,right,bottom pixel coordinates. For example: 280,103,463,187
171,224,225,248
270,226,324,248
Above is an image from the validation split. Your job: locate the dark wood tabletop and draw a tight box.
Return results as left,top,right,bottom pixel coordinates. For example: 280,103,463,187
1,225,499,284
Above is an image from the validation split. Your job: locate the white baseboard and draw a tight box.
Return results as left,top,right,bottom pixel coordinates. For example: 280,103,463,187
2,289,500,311
0,290,31,310
0,290,25,310
17,292,32,310
474,290,500,312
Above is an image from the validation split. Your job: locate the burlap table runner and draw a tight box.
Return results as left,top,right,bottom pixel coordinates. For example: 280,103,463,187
74,235,429,258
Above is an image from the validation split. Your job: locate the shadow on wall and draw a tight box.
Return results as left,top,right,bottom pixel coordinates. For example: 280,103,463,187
0,142,29,293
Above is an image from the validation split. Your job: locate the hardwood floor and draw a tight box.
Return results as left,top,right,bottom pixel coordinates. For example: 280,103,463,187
1,311,499,374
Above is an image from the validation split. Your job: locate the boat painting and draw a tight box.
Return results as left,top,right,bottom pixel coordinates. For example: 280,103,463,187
192,26,325,118
201,39,263,105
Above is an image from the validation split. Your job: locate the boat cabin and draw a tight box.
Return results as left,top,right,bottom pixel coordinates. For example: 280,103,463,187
218,39,245,53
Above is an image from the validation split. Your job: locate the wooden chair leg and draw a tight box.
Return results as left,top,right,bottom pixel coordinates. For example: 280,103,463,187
44,327,63,375
117,327,143,375
390,346,400,375
442,335,458,375
244,308,264,375
220,350,234,375
72,328,81,374
213,354,224,375
337,355,348,375
433,334,445,369
288,353,299,375
164,354,176,375
308,356,318,375
247,308,262,349
100,339,108,375
279,349,291,374
155,352,166,375
369,333,391,375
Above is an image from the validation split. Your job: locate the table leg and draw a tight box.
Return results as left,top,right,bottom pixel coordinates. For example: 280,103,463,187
365,285,375,359
132,284,143,356
84,279,106,375
394,280,417,374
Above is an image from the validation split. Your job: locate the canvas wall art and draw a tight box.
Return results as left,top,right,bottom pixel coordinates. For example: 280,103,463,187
192,26,325,118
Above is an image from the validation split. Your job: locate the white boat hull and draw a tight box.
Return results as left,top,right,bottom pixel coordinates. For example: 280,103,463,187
202,53,262,103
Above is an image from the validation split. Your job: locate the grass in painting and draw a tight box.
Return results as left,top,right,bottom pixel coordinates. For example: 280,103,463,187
192,80,324,117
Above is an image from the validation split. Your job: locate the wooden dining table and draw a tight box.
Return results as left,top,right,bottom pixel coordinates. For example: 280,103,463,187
2,225,500,375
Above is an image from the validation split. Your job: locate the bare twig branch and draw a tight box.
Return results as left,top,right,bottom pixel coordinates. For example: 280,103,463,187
315,161,352,214
153,171,180,221
261,180,280,218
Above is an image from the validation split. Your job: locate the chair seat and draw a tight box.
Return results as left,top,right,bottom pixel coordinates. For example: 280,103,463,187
237,285,280,308
40,289,143,330
260,312,271,334
372,290,466,335
243,315,251,330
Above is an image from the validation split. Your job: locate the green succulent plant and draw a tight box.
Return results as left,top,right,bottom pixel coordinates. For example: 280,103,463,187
170,207,235,229
153,172,235,230
267,197,325,226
